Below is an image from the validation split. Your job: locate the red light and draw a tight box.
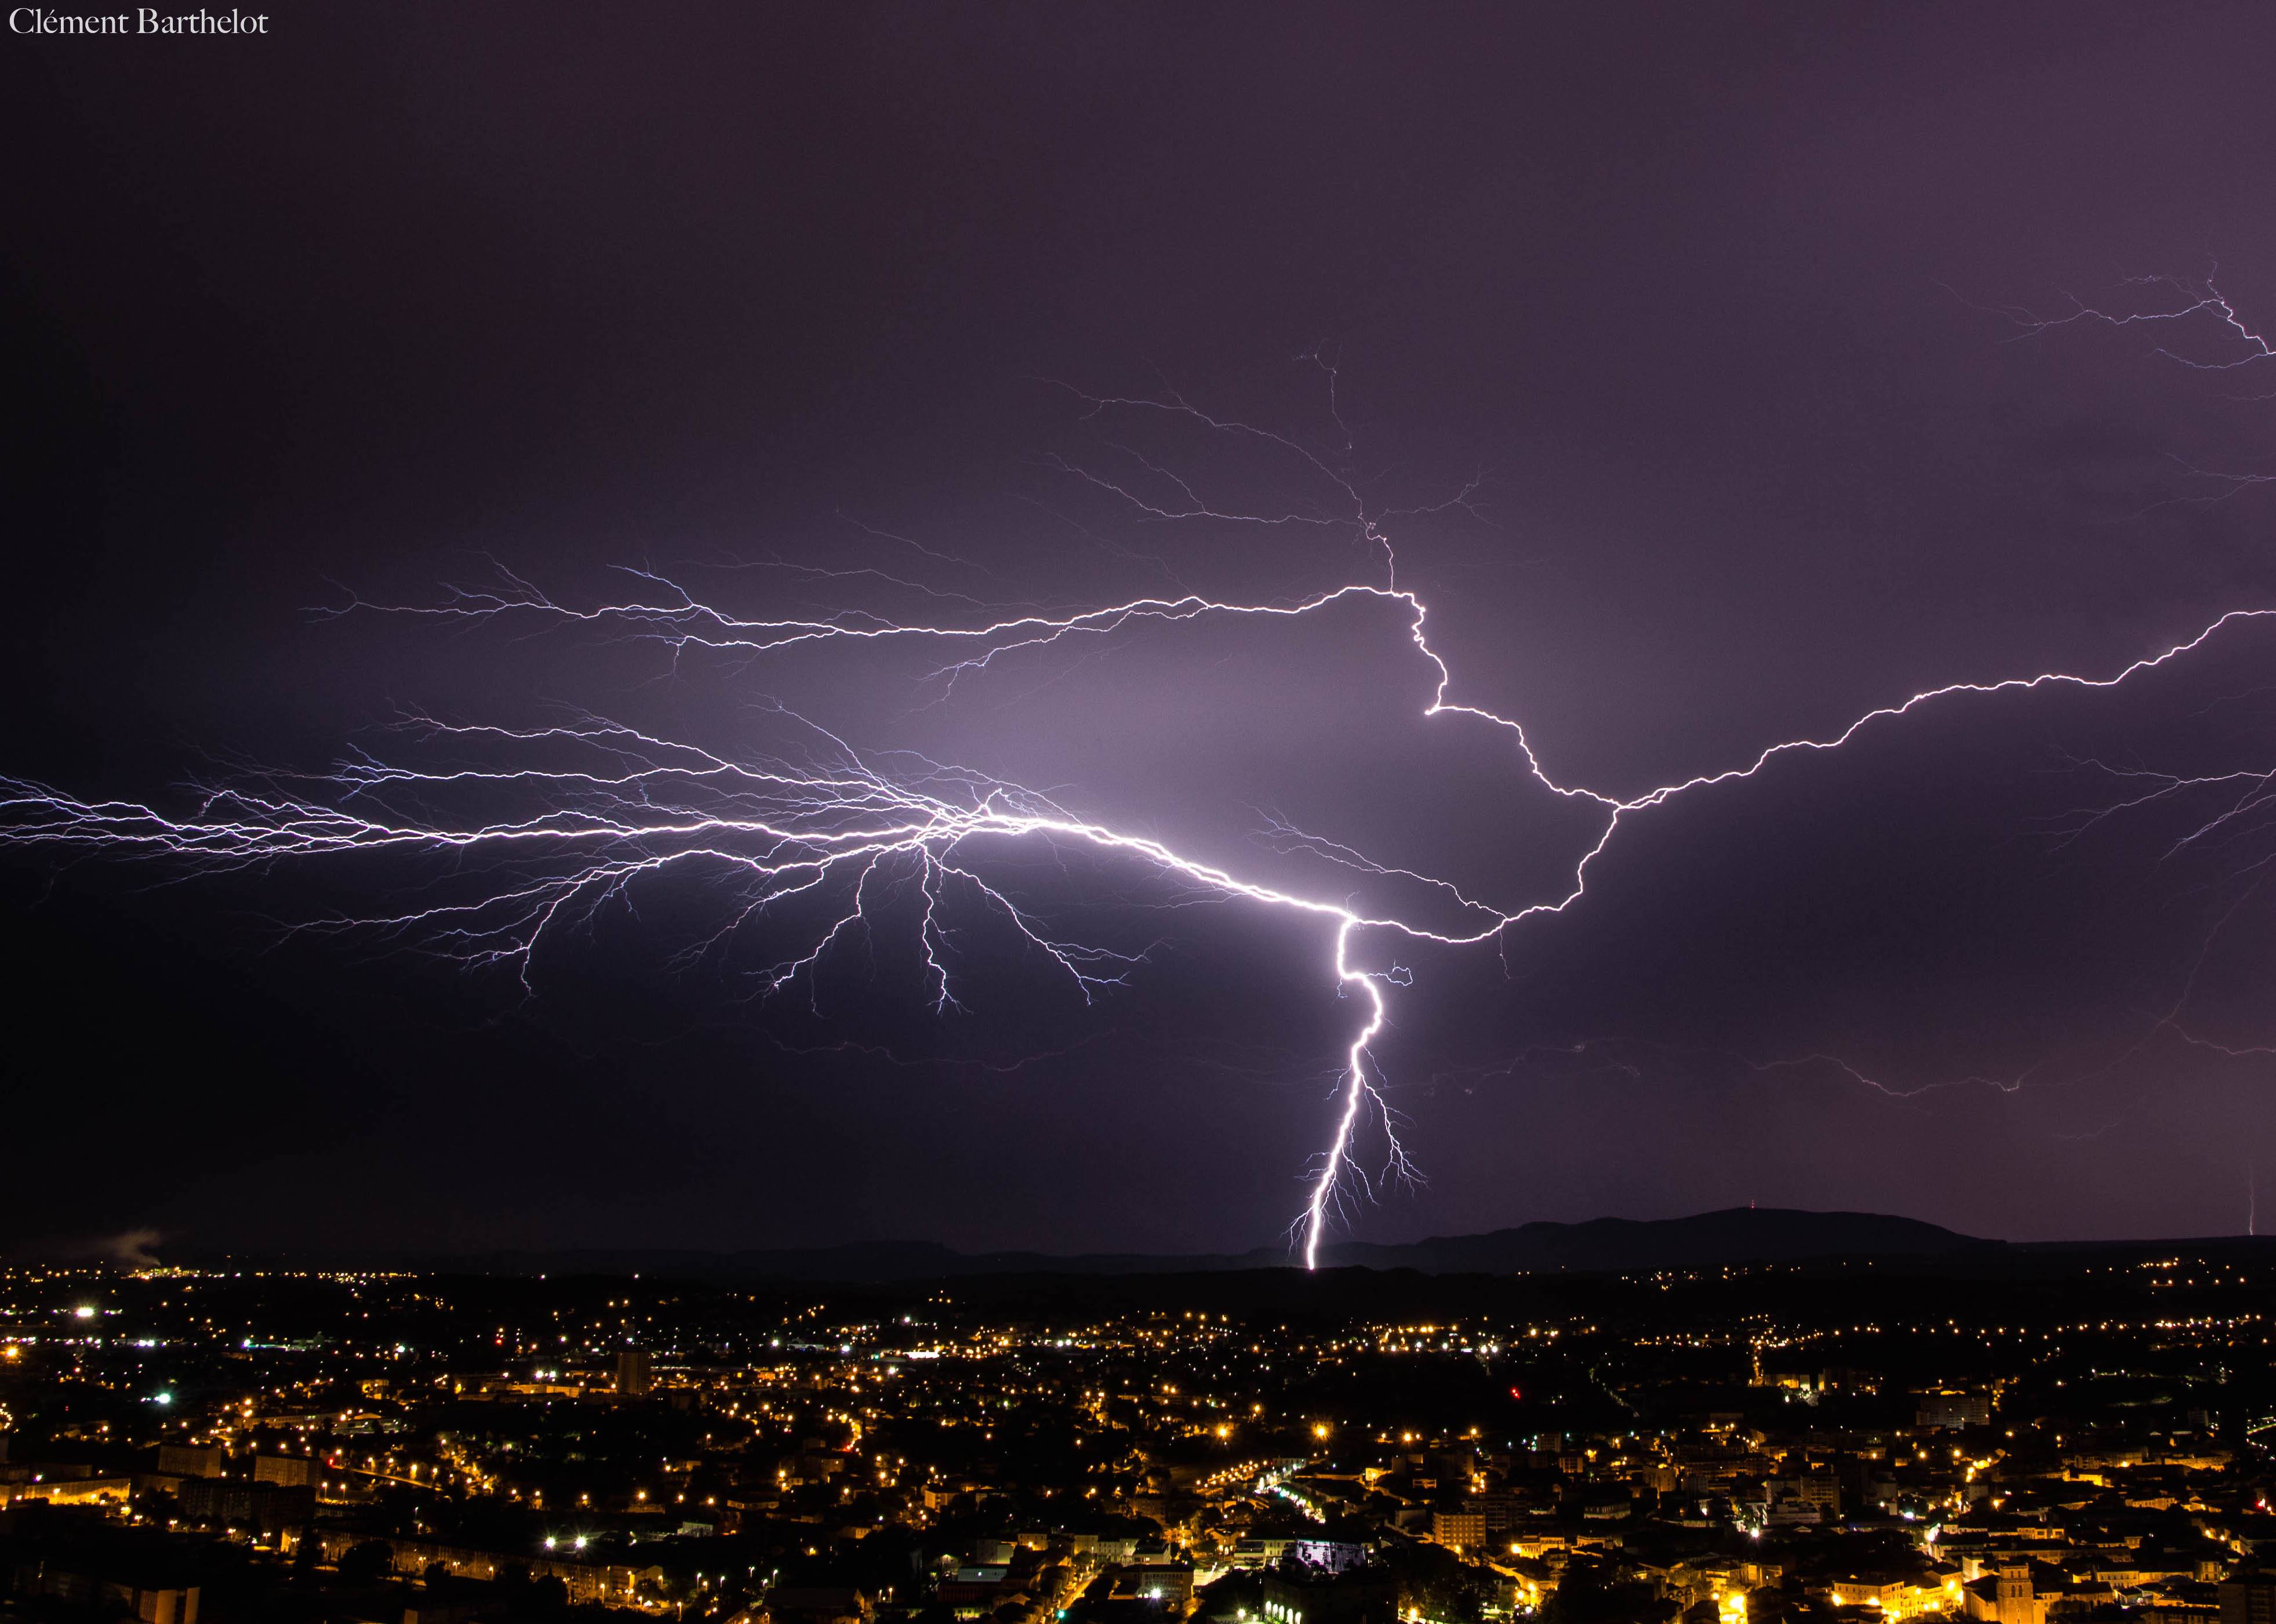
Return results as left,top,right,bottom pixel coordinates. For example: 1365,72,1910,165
1508,1386,1522,1400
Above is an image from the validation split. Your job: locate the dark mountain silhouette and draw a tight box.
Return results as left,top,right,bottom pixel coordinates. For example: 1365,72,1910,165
1315,1207,1989,1274
228,1207,1990,1282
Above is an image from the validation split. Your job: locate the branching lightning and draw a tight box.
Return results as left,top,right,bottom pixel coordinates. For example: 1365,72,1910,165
1999,269,2276,371
6,308,2274,1266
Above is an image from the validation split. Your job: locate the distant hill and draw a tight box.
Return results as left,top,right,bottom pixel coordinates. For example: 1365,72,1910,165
1312,1207,1990,1274
284,1207,1990,1283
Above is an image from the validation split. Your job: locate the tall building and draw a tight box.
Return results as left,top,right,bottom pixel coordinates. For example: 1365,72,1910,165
2222,1574,2276,1624
1993,1563,2046,1624
616,1349,653,1397
158,1444,224,1478
1916,1390,1993,1429
1431,1508,1486,1552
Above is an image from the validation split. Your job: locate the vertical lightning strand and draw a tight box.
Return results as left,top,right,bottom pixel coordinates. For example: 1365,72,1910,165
1301,919,1391,1269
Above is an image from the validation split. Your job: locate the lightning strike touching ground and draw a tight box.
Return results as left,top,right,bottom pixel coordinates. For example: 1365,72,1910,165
5,344,2273,1266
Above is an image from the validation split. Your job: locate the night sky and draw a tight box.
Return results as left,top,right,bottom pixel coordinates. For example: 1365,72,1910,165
5,4,2276,1259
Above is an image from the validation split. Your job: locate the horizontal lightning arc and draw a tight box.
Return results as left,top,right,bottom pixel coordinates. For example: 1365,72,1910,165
5,327,2273,1267
8,593,2266,1266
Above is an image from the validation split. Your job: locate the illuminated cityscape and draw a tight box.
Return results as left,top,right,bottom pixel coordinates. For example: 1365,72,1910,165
6,1238,2276,1624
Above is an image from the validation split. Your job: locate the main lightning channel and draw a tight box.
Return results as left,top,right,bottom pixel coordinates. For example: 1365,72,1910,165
8,584,2267,1266
7,343,2274,1267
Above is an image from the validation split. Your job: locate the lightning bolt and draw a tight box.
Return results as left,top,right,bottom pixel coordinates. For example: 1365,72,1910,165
1996,268,2276,371
6,322,2273,1267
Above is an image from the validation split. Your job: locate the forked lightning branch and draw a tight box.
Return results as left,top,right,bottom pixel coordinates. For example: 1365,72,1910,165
4,285,2271,1266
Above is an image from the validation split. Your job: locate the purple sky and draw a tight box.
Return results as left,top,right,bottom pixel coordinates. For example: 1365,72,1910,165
5,3,2275,1257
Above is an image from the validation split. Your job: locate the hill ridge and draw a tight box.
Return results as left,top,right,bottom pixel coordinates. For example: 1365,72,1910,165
158,1205,1995,1281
